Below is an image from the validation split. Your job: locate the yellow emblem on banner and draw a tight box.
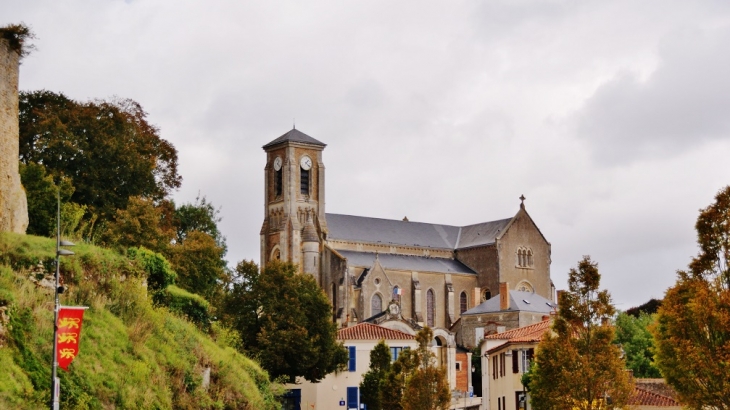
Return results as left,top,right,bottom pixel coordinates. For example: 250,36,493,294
59,348,76,360
58,317,81,329
58,333,78,344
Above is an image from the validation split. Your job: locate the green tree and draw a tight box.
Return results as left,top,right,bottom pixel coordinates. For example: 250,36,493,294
98,196,176,253
221,260,348,383
175,194,225,250
529,256,633,410
402,327,450,410
19,162,76,237
381,346,416,410
18,90,181,223
614,312,661,378
360,340,392,410
168,230,228,300
653,186,730,409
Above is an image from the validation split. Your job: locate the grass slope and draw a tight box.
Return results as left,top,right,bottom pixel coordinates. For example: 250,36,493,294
0,233,282,409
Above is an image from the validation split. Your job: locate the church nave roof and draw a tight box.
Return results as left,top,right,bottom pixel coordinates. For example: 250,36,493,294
337,250,475,275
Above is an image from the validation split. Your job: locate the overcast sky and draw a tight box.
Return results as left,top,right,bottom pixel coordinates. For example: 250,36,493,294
6,0,730,310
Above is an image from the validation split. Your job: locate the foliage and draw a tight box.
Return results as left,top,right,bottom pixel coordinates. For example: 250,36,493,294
614,312,661,378
127,247,176,291
175,194,226,250
152,285,211,330
0,232,281,410
360,340,392,410
528,256,633,410
99,197,176,254
220,260,348,383
18,90,181,223
625,298,662,317
402,327,450,410
653,186,730,409
19,162,77,237
379,327,449,410
0,23,36,59
167,230,228,300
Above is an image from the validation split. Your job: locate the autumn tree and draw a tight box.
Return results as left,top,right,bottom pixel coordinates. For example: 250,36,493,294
528,256,633,410
360,340,392,410
614,312,661,378
379,327,449,410
18,90,181,223
220,260,348,383
653,186,730,409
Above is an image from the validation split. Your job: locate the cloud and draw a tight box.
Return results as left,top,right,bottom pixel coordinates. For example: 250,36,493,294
575,26,730,164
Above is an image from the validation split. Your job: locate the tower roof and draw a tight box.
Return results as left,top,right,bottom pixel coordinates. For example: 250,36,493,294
262,128,326,149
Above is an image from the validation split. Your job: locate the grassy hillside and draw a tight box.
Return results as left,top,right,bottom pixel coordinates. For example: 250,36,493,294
0,232,282,409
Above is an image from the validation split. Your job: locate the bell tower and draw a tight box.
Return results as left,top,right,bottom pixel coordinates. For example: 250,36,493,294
261,128,327,277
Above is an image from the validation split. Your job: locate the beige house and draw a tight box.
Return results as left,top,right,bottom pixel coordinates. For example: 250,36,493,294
284,323,417,410
260,128,555,398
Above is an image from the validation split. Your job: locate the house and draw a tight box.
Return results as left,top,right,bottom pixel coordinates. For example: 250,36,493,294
284,323,417,410
260,128,555,395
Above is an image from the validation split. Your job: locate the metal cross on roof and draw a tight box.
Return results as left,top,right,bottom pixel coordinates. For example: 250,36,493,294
520,194,526,209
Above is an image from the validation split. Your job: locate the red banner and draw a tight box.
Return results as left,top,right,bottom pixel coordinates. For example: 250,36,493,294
56,306,87,371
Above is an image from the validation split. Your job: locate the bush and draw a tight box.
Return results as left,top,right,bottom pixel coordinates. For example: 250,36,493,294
127,247,176,291
153,285,211,330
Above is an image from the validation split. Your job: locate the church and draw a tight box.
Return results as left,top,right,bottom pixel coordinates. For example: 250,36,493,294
260,128,554,391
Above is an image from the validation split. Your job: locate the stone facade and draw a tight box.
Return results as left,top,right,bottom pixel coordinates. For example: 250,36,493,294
0,38,28,233
261,128,553,395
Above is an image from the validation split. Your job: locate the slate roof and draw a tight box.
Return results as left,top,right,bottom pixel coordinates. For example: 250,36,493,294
262,128,326,149
629,387,680,407
326,213,512,250
337,323,415,341
337,250,475,274
462,291,556,315
484,319,551,342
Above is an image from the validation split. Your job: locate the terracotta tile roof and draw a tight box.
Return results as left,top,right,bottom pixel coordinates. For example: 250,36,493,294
629,386,681,407
483,319,551,342
336,323,415,341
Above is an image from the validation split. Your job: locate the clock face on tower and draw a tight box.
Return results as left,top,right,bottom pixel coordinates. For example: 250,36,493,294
300,155,312,170
273,157,282,171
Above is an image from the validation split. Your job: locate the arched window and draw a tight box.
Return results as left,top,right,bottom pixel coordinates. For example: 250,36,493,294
274,168,282,196
392,286,401,303
528,250,533,267
482,288,492,302
517,248,533,267
516,280,534,293
300,167,310,195
426,289,435,327
271,246,281,261
460,291,468,314
371,293,383,316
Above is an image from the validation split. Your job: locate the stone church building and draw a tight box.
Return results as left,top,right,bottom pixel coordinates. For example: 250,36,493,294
261,128,554,391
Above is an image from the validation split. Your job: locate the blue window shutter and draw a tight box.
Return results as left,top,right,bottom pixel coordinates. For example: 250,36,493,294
348,346,356,372
347,386,359,409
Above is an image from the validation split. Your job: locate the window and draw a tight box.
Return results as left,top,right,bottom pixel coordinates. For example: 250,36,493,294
371,294,383,316
512,350,519,373
348,346,356,371
300,167,309,195
426,289,435,327
482,288,492,301
460,291,468,314
346,387,359,409
517,248,534,268
392,286,401,302
390,347,408,362
455,362,461,371
274,168,282,196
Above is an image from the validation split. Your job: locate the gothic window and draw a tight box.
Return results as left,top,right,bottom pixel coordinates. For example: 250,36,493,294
460,291,468,314
371,293,383,316
517,248,534,268
300,167,310,195
528,250,533,266
426,289,435,327
274,168,282,197
516,280,534,293
270,246,281,261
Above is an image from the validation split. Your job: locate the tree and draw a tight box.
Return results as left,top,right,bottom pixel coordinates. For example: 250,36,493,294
220,260,348,383
360,340,392,410
19,162,75,236
653,186,730,409
175,194,225,250
614,312,661,378
379,327,450,410
528,256,633,410
98,196,176,253
168,230,228,300
18,90,181,222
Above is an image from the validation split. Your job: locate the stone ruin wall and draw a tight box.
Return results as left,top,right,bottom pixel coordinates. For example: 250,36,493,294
0,38,28,233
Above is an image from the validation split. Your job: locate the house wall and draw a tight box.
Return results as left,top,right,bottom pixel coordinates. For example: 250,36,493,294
287,338,418,410
459,311,520,349
485,343,534,410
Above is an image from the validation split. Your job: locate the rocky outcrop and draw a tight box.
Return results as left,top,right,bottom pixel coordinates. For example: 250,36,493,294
0,38,28,233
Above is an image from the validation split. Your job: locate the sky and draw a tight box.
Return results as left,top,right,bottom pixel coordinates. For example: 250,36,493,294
5,0,730,310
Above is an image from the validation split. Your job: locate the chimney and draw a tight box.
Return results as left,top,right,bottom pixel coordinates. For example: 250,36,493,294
542,315,550,321
499,282,509,310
